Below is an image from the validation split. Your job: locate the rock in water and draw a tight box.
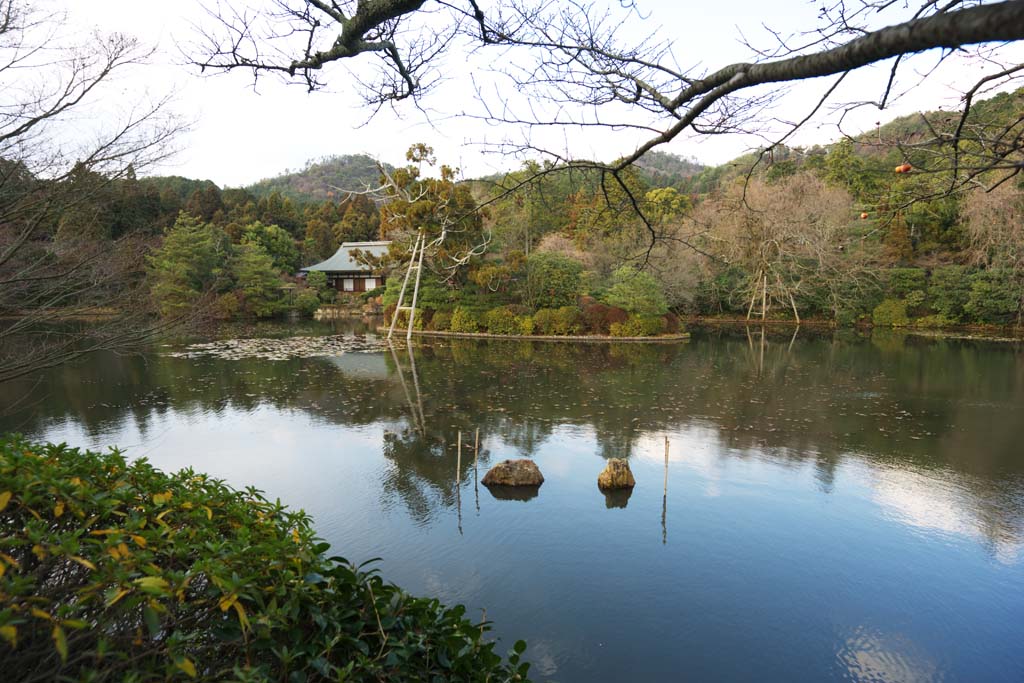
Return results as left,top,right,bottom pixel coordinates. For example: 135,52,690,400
482,459,544,487
597,458,636,490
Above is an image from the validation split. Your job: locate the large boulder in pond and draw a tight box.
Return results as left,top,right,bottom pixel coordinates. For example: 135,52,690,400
597,458,635,490
482,459,544,487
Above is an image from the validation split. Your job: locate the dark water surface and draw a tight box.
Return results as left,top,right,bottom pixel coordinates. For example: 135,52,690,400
3,321,1023,682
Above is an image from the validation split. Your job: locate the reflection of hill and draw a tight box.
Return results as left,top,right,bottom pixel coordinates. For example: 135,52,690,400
2,329,1023,554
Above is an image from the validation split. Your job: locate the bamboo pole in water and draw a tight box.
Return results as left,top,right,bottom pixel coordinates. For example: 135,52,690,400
457,431,463,535
474,428,480,514
662,436,669,545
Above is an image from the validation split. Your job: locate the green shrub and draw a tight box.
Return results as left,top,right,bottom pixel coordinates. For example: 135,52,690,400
887,268,927,298
524,253,583,309
928,265,971,322
294,288,321,316
516,315,535,335
482,306,520,335
0,435,530,682
965,269,1022,324
449,307,481,333
532,308,560,335
911,314,955,329
430,310,453,331
382,272,452,311
359,285,385,301
531,307,581,335
610,314,667,337
872,298,909,327
305,270,329,297
211,292,240,320
904,289,926,311
601,266,668,315
553,306,582,335
391,308,427,330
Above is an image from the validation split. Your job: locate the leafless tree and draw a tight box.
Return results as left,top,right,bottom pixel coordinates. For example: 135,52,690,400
690,173,876,321
963,182,1024,269
192,1,1024,194
0,0,184,384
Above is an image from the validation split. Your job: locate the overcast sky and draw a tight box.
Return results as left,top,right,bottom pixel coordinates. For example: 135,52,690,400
59,0,1023,188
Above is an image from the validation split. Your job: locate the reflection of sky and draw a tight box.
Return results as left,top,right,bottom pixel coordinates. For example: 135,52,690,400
836,626,943,683
7,336,1024,683
871,466,1024,566
633,425,1024,567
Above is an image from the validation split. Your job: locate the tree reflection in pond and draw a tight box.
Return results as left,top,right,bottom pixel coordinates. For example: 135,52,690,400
3,325,1024,681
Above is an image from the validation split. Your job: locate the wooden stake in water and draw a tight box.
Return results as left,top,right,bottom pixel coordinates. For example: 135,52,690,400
456,432,463,535
474,428,480,514
662,436,669,545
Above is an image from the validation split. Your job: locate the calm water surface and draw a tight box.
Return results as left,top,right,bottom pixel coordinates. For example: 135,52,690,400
3,321,1023,682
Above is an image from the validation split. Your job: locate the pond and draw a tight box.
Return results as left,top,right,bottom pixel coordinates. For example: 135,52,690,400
2,321,1023,682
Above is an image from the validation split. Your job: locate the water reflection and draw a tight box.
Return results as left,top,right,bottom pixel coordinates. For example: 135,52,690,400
2,325,1024,681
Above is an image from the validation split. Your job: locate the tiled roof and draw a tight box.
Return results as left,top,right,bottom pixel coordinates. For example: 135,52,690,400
301,241,391,273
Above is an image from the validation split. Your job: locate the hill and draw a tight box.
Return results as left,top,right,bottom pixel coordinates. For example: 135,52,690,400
633,150,706,189
245,154,392,203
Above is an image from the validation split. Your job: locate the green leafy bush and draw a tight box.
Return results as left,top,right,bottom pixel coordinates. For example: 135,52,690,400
532,309,559,335
872,298,909,327
0,435,530,682
449,307,481,333
609,314,667,337
553,306,582,335
532,307,581,335
601,266,668,316
911,314,956,329
382,272,452,311
524,253,583,309
305,269,327,290
294,288,321,316
482,307,520,335
516,315,535,335
391,308,428,330
887,268,927,298
965,269,1022,324
430,310,453,331
211,292,240,320
904,289,926,310
928,266,971,322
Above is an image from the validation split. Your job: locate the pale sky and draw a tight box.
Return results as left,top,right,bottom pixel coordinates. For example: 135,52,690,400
57,0,1024,187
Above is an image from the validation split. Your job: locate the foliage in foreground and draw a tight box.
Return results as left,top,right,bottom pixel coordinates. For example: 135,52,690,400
0,436,530,682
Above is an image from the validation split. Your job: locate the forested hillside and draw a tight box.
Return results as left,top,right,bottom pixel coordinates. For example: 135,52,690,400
7,88,1023,334
245,154,391,203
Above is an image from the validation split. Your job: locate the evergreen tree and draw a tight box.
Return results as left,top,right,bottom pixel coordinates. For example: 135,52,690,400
232,243,285,317
147,213,232,317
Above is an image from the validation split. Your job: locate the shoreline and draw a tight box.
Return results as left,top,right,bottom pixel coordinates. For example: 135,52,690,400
376,327,692,343
684,317,1024,342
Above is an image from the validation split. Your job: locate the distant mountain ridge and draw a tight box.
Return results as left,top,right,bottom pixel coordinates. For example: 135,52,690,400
245,154,392,203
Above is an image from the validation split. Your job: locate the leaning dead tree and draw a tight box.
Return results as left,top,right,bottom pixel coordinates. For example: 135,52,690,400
0,0,184,384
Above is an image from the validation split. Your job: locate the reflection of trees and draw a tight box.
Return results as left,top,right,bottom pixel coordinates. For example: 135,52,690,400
380,429,454,525
2,327,1023,553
